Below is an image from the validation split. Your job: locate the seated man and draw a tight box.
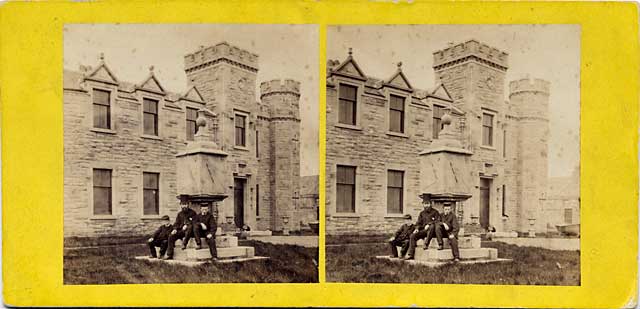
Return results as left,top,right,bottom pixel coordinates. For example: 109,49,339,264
435,203,460,262
388,214,415,258
165,205,197,260
147,215,172,259
192,204,218,261
404,199,441,260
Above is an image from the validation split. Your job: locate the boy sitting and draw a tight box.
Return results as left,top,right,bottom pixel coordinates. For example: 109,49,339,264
388,214,415,259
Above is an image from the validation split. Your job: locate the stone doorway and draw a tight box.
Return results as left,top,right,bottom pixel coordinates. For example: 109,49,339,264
479,177,492,229
234,178,246,228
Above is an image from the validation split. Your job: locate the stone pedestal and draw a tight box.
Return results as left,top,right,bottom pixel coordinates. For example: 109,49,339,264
172,237,256,261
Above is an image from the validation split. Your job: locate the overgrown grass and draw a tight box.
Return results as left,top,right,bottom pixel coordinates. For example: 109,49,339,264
64,240,318,284
326,241,580,285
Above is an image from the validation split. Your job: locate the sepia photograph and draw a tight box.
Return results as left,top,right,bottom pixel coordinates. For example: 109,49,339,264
63,24,319,284
325,25,581,285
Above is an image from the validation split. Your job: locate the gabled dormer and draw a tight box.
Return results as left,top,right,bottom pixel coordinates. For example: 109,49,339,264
180,85,206,104
330,48,367,81
84,53,119,85
383,62,413,92
427,83,453,102
136,66,166,95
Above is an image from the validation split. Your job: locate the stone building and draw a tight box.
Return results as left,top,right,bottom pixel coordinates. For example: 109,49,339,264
325,40,558,235
63,41,317,238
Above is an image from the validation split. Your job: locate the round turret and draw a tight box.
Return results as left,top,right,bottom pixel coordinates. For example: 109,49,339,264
260,79,301,119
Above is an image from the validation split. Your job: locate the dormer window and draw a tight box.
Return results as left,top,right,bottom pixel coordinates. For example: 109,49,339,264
338,83,357,125
433,105,445,139
389,94,405,133
186,107,198,141
93,89,111,129
143,98,159,136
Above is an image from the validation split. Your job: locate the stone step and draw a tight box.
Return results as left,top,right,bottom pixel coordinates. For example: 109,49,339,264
422,236,481,249
413,247,498,261
172,246,255,261
176,236,238,248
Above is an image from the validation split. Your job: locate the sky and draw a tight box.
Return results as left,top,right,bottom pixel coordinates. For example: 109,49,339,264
64,24,319,176
328,25,580,178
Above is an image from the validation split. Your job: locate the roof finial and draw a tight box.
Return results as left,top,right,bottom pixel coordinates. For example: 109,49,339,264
99,52,105,62
149,65,154,73
348,47,353,57
397,61,403,70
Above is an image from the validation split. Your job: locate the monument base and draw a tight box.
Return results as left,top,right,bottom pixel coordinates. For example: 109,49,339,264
142,236,268,264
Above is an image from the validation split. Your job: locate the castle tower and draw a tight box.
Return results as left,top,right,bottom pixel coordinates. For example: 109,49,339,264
183,42,261,229
432,40,510,231
509,78,550,232
260,79,301,232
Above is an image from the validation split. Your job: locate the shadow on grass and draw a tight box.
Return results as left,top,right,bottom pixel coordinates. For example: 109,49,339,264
64,240,318,284
326,241,579,285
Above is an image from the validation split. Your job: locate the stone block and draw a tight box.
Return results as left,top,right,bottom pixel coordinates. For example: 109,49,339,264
423,236,481,249
172,246,255,261
413,247,498,261
216,235,238,248
247,230,272,237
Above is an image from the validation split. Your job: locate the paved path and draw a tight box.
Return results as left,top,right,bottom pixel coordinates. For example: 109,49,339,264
496,238,580,251
249,236,318,248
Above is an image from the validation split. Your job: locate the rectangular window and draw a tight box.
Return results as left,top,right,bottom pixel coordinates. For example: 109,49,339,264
93,169,112,215
336,165,356,213
143,98,159,136
564,208,573,224
433,105,445,139
389,94,405,133
256,131,259,158
186,107,198,141
256,184,260,217
502,184,507,216
387,170,404,214
93,89,111,129
338,84,357,125
235,114,246,146
482,113,494,146
503,129,507,157
143,172,159,215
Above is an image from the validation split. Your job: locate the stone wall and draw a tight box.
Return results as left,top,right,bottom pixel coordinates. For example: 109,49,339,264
325,75,433,235
64,78,186,237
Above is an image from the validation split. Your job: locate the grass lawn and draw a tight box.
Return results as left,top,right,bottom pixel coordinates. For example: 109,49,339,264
64,240,318,284
326,241,580,285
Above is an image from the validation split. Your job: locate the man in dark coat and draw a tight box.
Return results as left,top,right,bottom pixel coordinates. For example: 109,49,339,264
165,205,197,260
404,199,441,260
187,204,218,260
147,215,172,259
388,214,415,258
436,203,460,262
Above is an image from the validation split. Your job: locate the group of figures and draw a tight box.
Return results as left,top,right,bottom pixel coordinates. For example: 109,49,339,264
388,198,460,262
147,204,218,261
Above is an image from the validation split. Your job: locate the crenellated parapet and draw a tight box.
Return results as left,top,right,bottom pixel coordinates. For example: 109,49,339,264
509,78,550,97
260,79,301,99
184,42,259,74
433,39,509,72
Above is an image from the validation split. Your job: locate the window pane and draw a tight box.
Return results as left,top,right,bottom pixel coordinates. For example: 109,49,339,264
143,172,158,189
144,113,157,135
93,89,110,105
186,107,198,121
143,99,158,113
93,104,110,129
339,84,357,100
338,99,356,125
187,122,196,141
390,95,404,111
337,184,355,213
143,189,159,215
93,169,111,187
389,110,402,133
433,118,441,139
483,113,493,127
93,187,111,215
256,185,260,216
564,209,572,224
387,187,402,214
337,166,355,184
388,170,403,187
235,115,245,128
